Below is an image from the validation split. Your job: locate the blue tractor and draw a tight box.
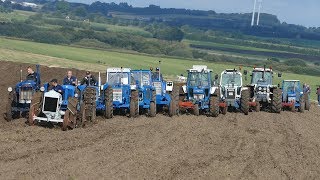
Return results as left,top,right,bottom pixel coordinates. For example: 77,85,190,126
281,80,309,112
6,65,41,121
131,70,157,117
28,82,80,130
178,65,220,117
76,73,113,126
150,67,179,116
107,67,139,117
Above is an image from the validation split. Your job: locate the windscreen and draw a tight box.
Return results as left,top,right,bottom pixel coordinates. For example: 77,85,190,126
221,73,241,87
283,81,300,92
107,72,129,85
251,71,272,85
188,72,209,87
131,72,151,86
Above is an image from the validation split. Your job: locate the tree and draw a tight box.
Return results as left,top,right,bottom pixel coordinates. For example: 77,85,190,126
56,0,70,14
284,58,307,67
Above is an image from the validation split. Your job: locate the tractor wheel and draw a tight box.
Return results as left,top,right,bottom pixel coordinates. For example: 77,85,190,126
290,103,295,112
130,90,139,118
6,91,14,122
62,110,71,131
193,104,200,116
150,102,156,117
222,106,227,115
169,84,180,117
83,87,97,124
210,93,220,117
304,94,310,111
80,103,86,127
28,92,42,126
299,96,305,113
169,100,175,117
271,88,282,113
255,101,261,112
240,89,250,115
104,86,113,119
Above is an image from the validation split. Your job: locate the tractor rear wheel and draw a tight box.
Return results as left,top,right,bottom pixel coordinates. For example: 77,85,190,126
150,102,156,117
6,92,14,122
62,110,72,131
304,94,310,111
240,89,250,115
299,95,305,113
271,88,282,113
169,84,180,116
130,90,139,118
104,86,113,119
28,92,42,126
210,94,219,117
222,106,227,115
83,87,97,124
193,104,200,116
290,103,295,112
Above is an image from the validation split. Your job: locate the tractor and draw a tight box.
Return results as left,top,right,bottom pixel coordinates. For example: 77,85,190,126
219,69,250,115
281,80,309,112
246,66,282,113
28,84,79,130
76,72,113,125
107,67,139,117
150,67,179,116
6,65,41,121
178,65,219,116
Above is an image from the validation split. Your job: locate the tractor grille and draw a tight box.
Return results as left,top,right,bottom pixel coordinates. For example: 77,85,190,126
43,97,58,112
19,88,33,103
113,88,123,103
227,89,235,99
153,82,162,95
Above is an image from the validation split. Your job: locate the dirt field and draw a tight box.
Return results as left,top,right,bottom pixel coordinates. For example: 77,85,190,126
1,61,320,180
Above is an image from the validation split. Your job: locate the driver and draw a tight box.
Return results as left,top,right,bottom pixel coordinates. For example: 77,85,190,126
81,71,97,86
26,66,39,82
50,79,63,94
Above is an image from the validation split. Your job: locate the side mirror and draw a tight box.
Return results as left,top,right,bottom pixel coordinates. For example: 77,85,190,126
278,73,282,77
215,74,219,80
243,70,248,75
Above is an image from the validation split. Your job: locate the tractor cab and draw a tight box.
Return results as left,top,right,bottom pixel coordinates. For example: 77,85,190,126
186,65,212,102
250,67,273,102
220,69,243,107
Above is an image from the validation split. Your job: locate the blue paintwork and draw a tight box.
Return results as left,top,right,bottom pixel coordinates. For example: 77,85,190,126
281,80,304,108
151,70,172,107
10,65,41,113
186,71,212,110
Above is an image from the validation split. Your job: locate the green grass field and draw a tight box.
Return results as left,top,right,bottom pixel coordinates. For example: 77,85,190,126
0,37,318,100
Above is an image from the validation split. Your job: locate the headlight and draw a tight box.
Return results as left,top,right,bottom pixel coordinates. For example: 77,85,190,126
263,87,267,91
8,87,13,92
40,87,45,92
258,87,262,90
74,93,79,98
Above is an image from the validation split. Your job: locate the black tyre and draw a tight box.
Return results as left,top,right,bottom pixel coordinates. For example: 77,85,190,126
222,106,227,115
28,92,42,126
169,84,179,117
304,94,310,111
210,89,220,117
130,90,139,118
6,92,14,122
150,102,156,117
271,88,282,113
104,86,113,119
62,109,71,131
83,87,97,124
298,95,305,113
193,104,200,116
241,89,250,115
255,101,261,112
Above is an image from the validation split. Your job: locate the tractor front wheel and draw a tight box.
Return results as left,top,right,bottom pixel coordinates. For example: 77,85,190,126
210,95,219,117
150,102,156,117
6,92,14,122
130,90,139,118
193,104,200,116
104,86,113,119
255,101,261,112
299,96,305,113
240,89,250,115
271,88,282,113
304,94,310,111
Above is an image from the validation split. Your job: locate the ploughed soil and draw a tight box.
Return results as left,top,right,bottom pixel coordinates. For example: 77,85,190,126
1,61,320,180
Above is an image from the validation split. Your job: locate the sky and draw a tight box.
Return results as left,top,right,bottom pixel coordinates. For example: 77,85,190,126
71,0,320,27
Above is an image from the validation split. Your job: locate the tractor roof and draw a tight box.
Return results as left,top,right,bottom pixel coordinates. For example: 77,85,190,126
131,69,151,73
284,80,300,82
188,65,212,73
222,69,241,75
107,67,131,73
253,67,272,72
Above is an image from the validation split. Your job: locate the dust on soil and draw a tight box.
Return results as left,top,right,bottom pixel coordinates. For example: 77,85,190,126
0,61,320,180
